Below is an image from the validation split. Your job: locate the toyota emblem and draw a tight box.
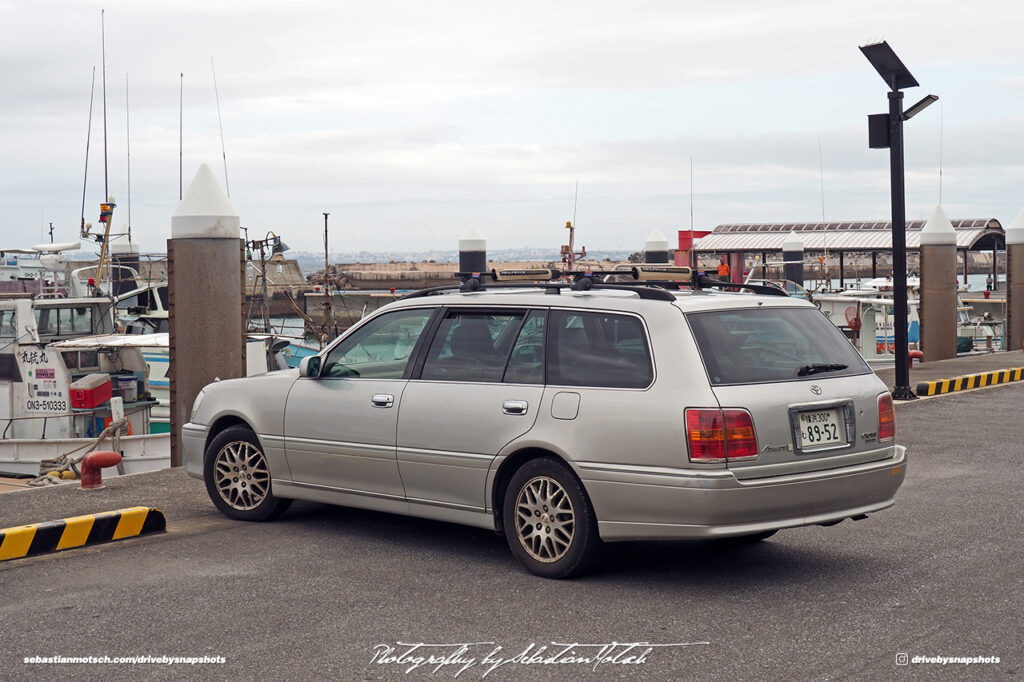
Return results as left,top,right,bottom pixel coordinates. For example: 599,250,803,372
810,384,823,395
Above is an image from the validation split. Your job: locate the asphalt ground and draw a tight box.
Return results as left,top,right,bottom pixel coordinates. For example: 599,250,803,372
1,380,1022,680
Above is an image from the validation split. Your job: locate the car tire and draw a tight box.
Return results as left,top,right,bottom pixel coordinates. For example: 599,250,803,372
502,457,600,579
204,425,292,522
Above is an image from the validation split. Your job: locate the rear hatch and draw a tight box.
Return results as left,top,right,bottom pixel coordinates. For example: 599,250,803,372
686,305,894,478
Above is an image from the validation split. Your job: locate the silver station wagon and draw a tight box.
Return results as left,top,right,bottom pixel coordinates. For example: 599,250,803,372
183,268,906,578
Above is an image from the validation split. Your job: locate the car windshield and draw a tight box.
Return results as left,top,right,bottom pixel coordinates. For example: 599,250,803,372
687,307,871,385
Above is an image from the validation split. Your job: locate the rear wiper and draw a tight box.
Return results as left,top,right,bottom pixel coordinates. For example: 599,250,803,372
797,363,848,377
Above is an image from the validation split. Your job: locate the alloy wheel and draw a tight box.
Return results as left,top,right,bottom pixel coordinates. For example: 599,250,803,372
514,475,576,563
213,440,270,511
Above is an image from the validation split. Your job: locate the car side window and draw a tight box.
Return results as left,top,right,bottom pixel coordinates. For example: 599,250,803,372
320,308,433,379
547,310,653,388
420,310,524,382
503,310,545,384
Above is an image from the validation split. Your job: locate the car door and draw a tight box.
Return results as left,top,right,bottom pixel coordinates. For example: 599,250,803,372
283,307,436,502
397,308,546,512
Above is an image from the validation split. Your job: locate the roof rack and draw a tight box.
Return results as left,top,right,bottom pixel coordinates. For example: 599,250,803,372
398,266,788,302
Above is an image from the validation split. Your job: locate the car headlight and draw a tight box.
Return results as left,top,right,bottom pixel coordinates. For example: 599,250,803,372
190,389,206,422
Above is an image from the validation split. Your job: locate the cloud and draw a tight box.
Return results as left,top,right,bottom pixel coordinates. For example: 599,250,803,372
4,0,1024,253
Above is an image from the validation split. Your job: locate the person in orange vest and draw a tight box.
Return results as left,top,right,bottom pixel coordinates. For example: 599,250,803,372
717,257,731,283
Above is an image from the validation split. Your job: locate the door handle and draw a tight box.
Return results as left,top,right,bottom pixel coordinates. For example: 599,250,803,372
371,394,394,408
502,400,529,415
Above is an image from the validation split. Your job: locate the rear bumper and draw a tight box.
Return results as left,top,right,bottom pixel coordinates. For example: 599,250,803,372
578,445,907,541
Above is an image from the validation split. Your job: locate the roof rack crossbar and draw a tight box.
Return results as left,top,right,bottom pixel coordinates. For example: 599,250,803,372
400,280,677,301
693,274,788,297
399,271,788,301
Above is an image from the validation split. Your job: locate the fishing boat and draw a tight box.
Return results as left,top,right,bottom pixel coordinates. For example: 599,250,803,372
0,298,168,477
812,277,983,358
0,241,81,297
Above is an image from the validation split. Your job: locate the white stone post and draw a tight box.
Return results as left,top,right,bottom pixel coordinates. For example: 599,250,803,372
168,164,244,466
919,205,957,360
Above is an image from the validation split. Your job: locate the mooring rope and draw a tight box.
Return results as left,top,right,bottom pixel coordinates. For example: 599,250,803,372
27,418,129,486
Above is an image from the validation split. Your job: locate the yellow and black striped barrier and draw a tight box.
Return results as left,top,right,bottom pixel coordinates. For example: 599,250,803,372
917,367,1024,397
0,507,165,562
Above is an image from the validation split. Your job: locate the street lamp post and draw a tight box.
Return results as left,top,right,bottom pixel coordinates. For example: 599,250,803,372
860,41,938,401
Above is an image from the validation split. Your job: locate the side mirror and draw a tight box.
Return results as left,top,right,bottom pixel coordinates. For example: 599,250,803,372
299,355,322,378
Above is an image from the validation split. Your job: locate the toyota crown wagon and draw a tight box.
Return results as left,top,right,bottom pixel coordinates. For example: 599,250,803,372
183,273,906,578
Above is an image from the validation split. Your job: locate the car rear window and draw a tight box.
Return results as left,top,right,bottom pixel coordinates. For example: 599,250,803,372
547,310,653,389
687,307,871,385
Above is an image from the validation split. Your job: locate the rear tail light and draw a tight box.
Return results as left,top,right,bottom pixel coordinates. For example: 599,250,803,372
685,408,758,462
723,409,758,459
877,393,895,442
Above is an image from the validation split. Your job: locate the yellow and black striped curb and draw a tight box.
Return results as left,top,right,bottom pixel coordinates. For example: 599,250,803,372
0,507,166,562
916,367,1024,397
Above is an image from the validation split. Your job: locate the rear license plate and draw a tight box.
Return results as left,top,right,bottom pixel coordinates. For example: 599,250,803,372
798,408,844,448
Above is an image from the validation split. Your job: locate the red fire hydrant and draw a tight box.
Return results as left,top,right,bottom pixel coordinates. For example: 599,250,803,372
80,450,122,490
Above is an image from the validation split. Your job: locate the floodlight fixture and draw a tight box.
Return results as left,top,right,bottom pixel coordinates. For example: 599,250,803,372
860,40,933,401
860,41,919,91
903,94,939,120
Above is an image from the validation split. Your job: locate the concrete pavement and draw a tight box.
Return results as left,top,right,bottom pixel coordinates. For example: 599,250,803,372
873,349,1024,398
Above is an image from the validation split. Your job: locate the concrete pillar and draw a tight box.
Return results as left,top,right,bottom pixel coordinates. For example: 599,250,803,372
644,229,670,264
1005,209,1024,352
459,227,486,273
919,205,957,361
168,164,245,466
782,232,804,286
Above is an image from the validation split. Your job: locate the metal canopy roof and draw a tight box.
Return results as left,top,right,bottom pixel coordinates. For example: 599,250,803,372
693,219,1004,253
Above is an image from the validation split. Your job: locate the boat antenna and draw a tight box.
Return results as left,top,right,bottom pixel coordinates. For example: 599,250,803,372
938,101,943,205
211,57,230,198
126,71,132,242
819,137,828,287
689,155,694,231
101,9,109,203
322,212,332,339
81,66,96,238
818,137,826,224
49,222,55,243
179,72,184,201
96,8,114,289
572,178,578,228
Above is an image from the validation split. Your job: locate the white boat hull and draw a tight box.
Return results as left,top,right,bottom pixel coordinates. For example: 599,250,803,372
0,433,170,477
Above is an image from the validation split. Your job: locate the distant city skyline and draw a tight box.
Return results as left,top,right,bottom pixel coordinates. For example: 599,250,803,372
5,1,1024,256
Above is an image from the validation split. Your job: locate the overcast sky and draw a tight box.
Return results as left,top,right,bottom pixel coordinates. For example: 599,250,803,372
3,0,1024,256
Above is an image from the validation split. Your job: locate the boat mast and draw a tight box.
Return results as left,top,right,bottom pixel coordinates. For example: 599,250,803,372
322,212,333,340
80,66,96,239
560,180,585,270
212,57,230,198
126,72,131,242
96,9,114,287
101,9,109,205
179,73,183,201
